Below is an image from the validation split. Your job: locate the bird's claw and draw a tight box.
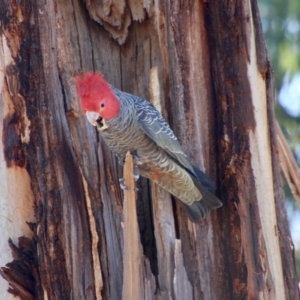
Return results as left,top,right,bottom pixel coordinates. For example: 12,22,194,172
133,165,140,181
133,155,142,166
119,155,140,188
119,178,139,191
133,155,141,181
119,178,129,190
118,158,125,166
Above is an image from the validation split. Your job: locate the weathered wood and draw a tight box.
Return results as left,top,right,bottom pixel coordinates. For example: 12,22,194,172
122,152,145,300
0,0,298,299
265,70,300,300
205,0,282,297
0,5,37,298
149,66,177,299
0,237,40,300
80,167,104,300
173,240,193,300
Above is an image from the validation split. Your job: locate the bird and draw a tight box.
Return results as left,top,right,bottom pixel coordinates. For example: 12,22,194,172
76,72,222,222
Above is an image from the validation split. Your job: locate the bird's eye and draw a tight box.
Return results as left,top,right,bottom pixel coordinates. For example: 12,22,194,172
100,103,105,108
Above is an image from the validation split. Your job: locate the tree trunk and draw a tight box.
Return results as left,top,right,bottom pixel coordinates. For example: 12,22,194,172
0,0,298,299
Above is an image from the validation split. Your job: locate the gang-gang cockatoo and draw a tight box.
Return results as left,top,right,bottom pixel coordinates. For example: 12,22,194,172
76,72,222,222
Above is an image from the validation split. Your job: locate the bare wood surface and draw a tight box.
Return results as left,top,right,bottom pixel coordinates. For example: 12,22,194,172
122,152,145,300
173,240,193,300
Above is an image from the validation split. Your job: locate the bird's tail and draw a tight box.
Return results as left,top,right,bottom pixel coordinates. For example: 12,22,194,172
180,166,222,223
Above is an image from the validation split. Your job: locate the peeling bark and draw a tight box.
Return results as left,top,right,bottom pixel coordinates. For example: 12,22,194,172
0,0,298,299
0,237,42,300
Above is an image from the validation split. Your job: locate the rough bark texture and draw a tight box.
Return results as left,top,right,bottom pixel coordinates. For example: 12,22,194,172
0,0,299,299
0,237,41,300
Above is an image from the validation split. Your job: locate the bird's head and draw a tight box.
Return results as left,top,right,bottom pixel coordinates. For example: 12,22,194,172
76,72,120,127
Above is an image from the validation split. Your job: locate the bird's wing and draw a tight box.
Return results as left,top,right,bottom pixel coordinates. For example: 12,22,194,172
111,87,216,190
133,96,196,175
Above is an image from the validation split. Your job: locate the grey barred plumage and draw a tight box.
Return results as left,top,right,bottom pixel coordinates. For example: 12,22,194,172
77,72,222,222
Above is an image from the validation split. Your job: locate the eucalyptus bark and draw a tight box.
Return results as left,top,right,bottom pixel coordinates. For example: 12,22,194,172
0,0,298,300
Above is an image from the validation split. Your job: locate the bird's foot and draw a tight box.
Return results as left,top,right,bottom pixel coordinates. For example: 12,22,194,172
119,178,139,191
133,165,140,181
118,158,125,166
119,178,128,190
133,155,142,166
133,155,141,181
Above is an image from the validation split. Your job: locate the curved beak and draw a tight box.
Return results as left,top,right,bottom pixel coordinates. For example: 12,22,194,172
86,111,100,126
